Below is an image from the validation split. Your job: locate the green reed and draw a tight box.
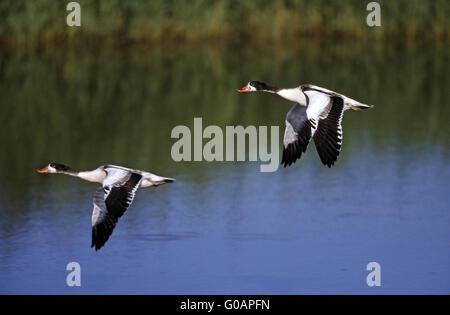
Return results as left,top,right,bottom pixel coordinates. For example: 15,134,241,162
0,0,448,46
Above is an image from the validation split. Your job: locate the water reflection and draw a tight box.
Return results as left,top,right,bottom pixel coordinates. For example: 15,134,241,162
0,41,448,294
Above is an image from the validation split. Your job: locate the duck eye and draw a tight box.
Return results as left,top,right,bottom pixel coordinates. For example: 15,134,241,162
50,163,56,168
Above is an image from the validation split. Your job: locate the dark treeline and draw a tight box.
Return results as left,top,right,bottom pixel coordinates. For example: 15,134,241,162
0,0,449,46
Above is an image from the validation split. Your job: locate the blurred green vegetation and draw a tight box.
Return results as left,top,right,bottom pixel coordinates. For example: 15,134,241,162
0,0,448,46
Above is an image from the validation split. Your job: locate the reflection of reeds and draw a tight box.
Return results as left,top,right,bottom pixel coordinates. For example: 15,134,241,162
0,41,448,187
0,0,448,46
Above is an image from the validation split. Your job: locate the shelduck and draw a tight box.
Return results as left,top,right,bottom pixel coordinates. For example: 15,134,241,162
237,81,374,167
37,163,175,251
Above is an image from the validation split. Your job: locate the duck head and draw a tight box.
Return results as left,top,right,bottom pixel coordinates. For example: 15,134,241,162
236,81,277,93
37,162,72,174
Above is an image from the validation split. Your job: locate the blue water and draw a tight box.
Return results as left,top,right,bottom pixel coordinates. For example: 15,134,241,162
1,145,449,294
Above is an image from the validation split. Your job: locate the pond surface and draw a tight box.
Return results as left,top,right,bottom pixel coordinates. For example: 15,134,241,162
0,41,448,294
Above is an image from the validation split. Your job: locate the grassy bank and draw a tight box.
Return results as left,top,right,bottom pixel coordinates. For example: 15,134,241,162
0,0,449,46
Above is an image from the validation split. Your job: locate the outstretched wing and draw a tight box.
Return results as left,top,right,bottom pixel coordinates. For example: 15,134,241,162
313,96,344,167
91,168,142,251
281,103,318,167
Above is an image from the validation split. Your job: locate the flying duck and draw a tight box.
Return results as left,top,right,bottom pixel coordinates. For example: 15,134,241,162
236,81,374,167
37,163,175,251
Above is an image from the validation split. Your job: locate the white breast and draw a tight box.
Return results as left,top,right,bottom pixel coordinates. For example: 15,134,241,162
78,168,107,183
277,88,307,105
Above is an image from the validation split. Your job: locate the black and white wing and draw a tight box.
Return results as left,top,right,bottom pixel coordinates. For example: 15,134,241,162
282,87,346,168
281,103,318,167
91,167,143,251
312,96,344,167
